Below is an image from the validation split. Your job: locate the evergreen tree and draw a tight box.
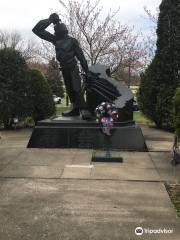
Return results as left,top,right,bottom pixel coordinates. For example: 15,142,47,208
138,56,160,126
29,69,55,122
138,0,180,129
173,88,180,138
0,48,30,128
46,58,64,98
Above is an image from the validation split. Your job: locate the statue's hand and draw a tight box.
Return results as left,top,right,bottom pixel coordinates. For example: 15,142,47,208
49,13,60,24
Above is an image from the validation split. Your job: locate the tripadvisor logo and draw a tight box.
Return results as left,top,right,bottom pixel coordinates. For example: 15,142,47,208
135,227,173,236
135,227,143,236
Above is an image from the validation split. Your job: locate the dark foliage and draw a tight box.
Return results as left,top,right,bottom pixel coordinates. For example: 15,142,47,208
138,0,180,129
29,69,55,122
173,88,180,138
0,48,30,128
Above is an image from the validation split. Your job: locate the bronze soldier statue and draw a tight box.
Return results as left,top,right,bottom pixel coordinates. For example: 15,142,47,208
32,13,91,119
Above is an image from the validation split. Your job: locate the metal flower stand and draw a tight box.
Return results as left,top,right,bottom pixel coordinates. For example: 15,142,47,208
91,134,123,162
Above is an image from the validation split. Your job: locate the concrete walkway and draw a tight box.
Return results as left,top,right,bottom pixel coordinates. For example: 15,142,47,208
0,126,180,240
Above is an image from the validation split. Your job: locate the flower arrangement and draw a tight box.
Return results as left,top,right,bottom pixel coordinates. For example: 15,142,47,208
95,102,118,136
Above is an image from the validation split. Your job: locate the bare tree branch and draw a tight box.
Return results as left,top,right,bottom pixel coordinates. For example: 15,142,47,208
0,29,41,62
142,6,159,66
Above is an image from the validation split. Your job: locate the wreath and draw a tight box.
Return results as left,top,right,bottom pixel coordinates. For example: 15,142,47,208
95,102,118,136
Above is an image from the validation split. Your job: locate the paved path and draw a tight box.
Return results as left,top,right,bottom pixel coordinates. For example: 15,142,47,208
0,127,179,239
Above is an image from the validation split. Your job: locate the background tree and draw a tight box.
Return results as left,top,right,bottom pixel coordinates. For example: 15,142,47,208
138,0,180,129
0,29,41,61
46,58,64,98
29,69,55,122
28,61,48,75
114,67,140,87
0,48,30,128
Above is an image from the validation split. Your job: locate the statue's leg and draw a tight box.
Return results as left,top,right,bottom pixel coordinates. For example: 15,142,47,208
71,65,92,120
62,69,76,104
61,68,80,117
69,65,84,107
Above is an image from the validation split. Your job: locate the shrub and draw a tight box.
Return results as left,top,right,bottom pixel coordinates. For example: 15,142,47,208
29,69,55,122
0,48,30,128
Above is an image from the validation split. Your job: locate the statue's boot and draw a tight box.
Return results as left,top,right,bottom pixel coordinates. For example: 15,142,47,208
62,108,80,117
80,109,92,120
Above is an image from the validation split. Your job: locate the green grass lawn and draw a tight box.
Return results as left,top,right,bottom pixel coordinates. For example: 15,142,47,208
133,111,154,125
166,184,180,217
55,106,69,116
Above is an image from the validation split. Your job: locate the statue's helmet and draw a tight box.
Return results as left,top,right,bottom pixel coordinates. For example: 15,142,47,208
54,22,68,38
49,13,60,24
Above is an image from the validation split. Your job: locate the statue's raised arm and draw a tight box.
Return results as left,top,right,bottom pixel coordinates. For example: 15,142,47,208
32,18,55,44
32,13,60,44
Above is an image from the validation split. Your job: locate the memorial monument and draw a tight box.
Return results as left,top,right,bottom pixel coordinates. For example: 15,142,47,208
28,13,146,151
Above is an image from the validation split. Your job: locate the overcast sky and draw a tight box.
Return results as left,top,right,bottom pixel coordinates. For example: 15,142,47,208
0,0,161,39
